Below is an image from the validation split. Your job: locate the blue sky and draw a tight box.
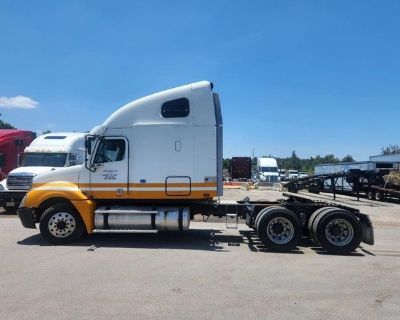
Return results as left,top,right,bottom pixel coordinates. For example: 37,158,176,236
1,0,399,160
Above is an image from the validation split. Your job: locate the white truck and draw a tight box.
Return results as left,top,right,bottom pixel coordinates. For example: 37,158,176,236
0,132,85,213
17,81,374,253
256,157,279,182
287,170,299,180
298,171,308,179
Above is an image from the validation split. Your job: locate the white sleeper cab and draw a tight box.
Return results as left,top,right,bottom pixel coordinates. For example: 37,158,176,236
17,81,374,255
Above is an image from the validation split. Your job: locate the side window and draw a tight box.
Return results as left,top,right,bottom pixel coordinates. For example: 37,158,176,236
161,98,190,118
68,154,77,166
15,139,24,147
94,139,126,163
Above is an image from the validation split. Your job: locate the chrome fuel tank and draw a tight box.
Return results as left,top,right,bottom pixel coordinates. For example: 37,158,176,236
94,206,190,231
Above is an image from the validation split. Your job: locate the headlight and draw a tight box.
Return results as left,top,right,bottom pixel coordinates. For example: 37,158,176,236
20,195,27,208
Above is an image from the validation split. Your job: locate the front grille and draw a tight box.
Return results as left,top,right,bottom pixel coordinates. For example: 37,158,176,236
269,176,278,182
7,175,34,190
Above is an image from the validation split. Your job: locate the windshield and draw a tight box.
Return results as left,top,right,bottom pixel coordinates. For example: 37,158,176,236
260,167,278,173
21,153,68,167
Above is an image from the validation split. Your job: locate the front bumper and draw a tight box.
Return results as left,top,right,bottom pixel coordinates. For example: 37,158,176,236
17,207,37,229
0,191,27,210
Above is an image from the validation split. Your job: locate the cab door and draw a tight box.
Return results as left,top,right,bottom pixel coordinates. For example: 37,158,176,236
89,137,129,199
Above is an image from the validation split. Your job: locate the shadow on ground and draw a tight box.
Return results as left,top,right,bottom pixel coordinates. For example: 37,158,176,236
17,229,366,256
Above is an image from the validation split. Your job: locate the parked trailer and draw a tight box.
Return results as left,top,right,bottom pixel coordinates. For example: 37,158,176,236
284,169,400,202
17,81,374,253
229,157,252,180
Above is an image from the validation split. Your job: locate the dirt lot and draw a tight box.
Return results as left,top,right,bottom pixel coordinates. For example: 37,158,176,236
0,189,399,320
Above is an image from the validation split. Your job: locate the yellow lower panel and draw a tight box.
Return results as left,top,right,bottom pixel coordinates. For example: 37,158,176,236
71,200,96,234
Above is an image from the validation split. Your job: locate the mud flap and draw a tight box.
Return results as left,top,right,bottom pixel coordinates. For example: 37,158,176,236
358,213,374,245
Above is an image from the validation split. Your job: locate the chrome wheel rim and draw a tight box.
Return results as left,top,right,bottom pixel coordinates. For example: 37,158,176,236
325,219,354,246
48,212,76,238
266,217,294,244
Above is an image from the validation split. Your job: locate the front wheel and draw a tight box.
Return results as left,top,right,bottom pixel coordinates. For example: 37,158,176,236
39,203,85,244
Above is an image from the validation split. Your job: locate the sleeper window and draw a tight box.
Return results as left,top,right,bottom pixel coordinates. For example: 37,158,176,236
161,98,190,118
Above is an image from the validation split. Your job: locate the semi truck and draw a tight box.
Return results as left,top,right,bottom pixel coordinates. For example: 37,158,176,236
256,157,279,182
17,81,374,253
0,132,85,213
229,157,252,180
0,129,36,178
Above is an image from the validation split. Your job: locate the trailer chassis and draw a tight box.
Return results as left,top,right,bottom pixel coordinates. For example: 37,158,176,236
284,169,400,202
193,192,374,253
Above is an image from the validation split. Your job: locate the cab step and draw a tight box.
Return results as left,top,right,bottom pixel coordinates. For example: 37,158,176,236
226,213,238,229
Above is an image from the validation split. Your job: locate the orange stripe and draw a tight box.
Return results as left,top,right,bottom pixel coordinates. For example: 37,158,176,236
32,182,78,188
79,183,127,188
34,182,217,188
89,190,216,199
129,182,217,188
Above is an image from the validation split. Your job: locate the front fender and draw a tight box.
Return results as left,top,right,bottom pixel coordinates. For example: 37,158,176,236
25,182,96,234
25,182,89,207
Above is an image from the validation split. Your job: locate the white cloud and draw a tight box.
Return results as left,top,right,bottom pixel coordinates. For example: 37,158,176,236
0,95,39,109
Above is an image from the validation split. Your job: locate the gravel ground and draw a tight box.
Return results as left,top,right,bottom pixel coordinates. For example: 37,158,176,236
0,189,399,320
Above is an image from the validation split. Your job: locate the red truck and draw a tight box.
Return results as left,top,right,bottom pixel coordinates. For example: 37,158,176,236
0,129,36,178
229,157,252,180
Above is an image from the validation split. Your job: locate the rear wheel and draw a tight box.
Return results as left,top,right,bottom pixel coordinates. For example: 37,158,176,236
374,191,383,201
307,207,336,245
256,207,301,251
308,184,321,194
367,190,374,200
312,209,362,253
254,206,280,230
39,203,85,244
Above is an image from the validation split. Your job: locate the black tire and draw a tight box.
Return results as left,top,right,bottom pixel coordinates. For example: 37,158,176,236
39,203,85,244
256,207,302,252
254,206,281,230
374,191,383,201
367,190,374,200
308,184,321,194
312,209,362,253
307,207,336,245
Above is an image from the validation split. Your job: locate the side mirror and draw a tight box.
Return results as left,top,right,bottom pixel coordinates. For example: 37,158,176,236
85,138,92,155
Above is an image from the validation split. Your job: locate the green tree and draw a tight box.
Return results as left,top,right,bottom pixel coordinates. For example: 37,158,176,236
341,155,355,162
321,154,340,164
223,158,231,170
381,145,400,155
0,113,16,129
